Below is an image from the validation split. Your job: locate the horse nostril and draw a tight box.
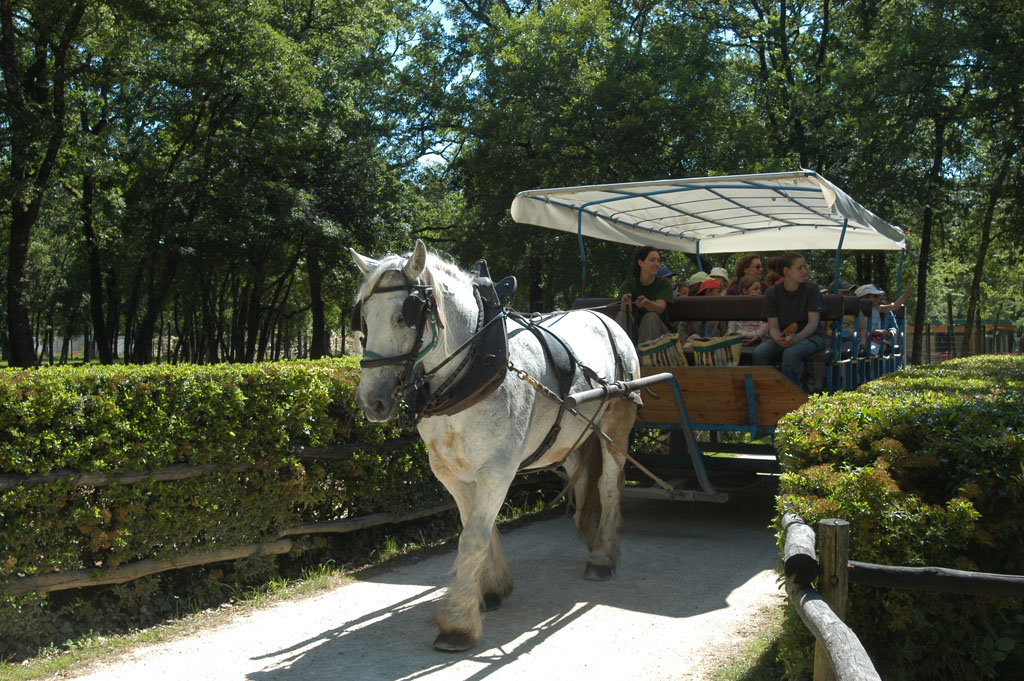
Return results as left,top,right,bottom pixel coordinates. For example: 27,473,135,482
373,399,388,417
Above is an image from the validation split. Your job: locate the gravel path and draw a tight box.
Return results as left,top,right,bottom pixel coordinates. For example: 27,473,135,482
66,485,784,681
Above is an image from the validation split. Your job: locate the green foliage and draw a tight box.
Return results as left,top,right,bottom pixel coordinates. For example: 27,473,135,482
775,356,1024,680
0,358,447,659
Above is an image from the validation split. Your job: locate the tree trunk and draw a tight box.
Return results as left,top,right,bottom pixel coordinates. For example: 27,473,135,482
946,293,955,358
80,173,114,364
307,244,327,359
244,262,265,363
130,249,180,364
912,118,945,365
529,255,544,312
5,208,36,366
105,267,120,359
962,155,1008,355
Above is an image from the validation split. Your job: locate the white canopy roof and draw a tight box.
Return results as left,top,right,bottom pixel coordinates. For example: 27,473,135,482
510,170,905,253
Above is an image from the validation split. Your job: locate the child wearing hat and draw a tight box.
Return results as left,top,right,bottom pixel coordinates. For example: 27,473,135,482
857,283,915,356
678,278,727,339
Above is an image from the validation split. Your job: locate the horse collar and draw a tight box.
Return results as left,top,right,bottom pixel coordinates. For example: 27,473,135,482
419,276,510,419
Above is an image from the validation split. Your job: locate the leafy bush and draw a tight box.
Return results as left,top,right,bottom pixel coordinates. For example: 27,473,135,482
775,355,1024,680
0,358,449,659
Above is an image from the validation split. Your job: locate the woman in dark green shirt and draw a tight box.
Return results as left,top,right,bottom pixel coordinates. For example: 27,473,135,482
615,246,674,344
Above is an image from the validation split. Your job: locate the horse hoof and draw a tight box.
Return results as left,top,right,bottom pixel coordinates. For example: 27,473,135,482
433,630,476,652
482,592,503,611
583,563,614,581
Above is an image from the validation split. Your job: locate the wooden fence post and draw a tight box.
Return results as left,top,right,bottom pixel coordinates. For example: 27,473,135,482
814,518,850,681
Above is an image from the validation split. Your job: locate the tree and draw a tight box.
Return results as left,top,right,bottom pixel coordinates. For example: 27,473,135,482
1,0,90,367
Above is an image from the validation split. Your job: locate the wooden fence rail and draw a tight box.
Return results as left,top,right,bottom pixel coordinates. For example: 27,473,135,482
848,561,1024,598
4,502,457,597
782,513,1024,681
0,438,418,493
1,436,442,597
2,438,560,597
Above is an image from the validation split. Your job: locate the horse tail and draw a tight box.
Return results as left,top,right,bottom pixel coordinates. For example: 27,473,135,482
574,433,604,551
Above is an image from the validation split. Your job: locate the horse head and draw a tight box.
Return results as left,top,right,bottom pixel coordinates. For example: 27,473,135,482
349,240,434,422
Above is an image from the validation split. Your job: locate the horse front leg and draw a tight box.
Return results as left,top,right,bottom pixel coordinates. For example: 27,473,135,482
432,479,511,651
480,524,513,611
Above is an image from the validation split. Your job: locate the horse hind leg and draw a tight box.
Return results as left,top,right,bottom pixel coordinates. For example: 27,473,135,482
569,436,602,552
579,400,634,581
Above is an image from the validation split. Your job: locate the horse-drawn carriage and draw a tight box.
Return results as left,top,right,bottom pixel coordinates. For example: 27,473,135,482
510,170,909,502
349,170,906,649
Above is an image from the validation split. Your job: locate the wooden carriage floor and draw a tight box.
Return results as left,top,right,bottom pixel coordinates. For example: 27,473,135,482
66,487,784,681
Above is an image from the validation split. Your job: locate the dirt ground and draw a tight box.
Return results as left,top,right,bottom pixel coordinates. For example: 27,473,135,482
63,484,785,681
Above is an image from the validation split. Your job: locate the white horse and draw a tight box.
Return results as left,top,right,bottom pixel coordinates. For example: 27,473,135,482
350,240,639,651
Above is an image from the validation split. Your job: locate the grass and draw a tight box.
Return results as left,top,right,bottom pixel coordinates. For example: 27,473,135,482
712,603,787,681
0,562,353,681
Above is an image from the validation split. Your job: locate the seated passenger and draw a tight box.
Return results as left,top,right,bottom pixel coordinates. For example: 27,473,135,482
679,278,727,340
763,256,783,288
752,252,825,390
856,283,914,356
822,279,867,354
726,275,767,344
615,246,674,344
726,253,763,295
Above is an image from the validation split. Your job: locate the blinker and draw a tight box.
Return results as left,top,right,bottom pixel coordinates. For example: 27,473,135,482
350,283,432,349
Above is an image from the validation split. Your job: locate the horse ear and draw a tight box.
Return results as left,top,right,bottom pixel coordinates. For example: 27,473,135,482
403,239,427,280
350,248,379,277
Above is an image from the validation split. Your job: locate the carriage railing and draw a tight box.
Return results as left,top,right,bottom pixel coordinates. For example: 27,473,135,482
572,294,907,393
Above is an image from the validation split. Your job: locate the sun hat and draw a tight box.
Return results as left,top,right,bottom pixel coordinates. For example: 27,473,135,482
709,266,729,280
696,278,723,295
823,279,855,294
855,284,885,297
657,266,674,278
686,271,710,287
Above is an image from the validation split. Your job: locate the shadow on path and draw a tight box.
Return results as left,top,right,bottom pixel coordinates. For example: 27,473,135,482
246,485,780,681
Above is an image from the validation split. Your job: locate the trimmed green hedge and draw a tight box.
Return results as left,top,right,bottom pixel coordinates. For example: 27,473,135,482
775,355,1024,680
0,358,449,658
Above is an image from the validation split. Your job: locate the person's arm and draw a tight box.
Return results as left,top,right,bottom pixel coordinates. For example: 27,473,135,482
767,317,782,343
636,278,673,315
788,311,820,345
727,319,754,339
619,279,635,310
879,284,915,312
636,296,667,315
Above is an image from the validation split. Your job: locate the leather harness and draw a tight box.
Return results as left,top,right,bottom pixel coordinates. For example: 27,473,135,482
353,260,628,468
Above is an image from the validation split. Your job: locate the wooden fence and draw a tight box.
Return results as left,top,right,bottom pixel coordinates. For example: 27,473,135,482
781,514,1024,681
2,438,468,597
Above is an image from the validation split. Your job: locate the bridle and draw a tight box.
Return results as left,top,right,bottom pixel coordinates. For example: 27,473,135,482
352,267,502,428
350,275,440,400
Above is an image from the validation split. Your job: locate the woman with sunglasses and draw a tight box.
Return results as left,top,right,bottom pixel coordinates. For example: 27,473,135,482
725,253,763,295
